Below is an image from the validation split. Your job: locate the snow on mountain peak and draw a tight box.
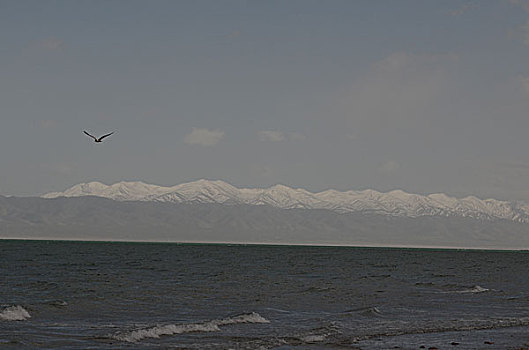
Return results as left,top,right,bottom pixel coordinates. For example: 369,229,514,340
42,180,172,201
157,179,240,204
41,180,529,223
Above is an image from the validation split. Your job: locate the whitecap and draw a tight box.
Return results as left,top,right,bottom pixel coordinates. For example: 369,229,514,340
113,312,269,342
0,306,31,321
457,285,490,293
438,284,491,294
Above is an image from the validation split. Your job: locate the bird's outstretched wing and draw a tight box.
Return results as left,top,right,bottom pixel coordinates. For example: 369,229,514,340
99,132,114,141
83,130,97,141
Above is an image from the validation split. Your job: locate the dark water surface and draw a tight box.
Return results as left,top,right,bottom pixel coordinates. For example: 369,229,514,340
1,240,529,349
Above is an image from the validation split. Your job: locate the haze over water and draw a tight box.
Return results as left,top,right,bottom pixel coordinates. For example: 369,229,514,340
2,240,529,349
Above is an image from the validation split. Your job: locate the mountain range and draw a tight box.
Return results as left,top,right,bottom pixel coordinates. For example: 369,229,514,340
42,179,529,224
1,179,528,248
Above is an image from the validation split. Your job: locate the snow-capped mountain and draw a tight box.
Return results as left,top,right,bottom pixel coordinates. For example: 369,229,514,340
42,179,529,223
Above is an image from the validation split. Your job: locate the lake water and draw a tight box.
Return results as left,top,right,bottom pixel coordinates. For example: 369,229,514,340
1,240,529,349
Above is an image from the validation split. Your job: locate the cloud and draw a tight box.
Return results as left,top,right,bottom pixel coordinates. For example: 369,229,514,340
259,130,285,142
35,37,64,50
184,128,224,146
258,130,305,142
448,3,477,16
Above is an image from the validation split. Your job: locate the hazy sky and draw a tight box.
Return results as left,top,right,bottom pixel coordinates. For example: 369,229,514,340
1,0,529,200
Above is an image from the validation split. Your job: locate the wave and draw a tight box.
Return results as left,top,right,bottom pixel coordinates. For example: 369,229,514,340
0,306,31,321
456,285,489,293
433,284,491,294
113,312,269,342
129,316,529,349
349,317,529,342
44,300,68,307
343,306,383,317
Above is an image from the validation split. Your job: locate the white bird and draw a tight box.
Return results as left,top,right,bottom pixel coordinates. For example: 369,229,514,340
84,131,114,143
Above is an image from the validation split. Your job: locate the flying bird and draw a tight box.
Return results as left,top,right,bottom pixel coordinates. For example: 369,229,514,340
83,131,114,143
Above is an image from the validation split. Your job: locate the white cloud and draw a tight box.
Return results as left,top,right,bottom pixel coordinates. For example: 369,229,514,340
259,130,285,142
184,128,224,146
258,130,305,142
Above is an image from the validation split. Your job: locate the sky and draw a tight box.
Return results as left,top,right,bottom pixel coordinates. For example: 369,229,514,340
1,0,529,201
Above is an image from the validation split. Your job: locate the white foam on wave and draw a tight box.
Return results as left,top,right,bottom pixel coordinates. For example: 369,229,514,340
113,312,270,342
0,306,31,321
439,285,490,294
457,285,489,294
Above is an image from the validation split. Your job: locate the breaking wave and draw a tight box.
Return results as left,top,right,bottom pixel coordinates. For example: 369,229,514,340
341,306,383,317
453,285,490,294
113,312,269,342
0,306,31,321
354,306,383,317
436,284,491,294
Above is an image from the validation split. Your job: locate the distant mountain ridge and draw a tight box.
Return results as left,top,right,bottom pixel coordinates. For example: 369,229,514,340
42,180,529,224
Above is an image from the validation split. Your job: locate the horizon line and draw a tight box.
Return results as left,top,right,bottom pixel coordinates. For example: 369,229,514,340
1,237,528,252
